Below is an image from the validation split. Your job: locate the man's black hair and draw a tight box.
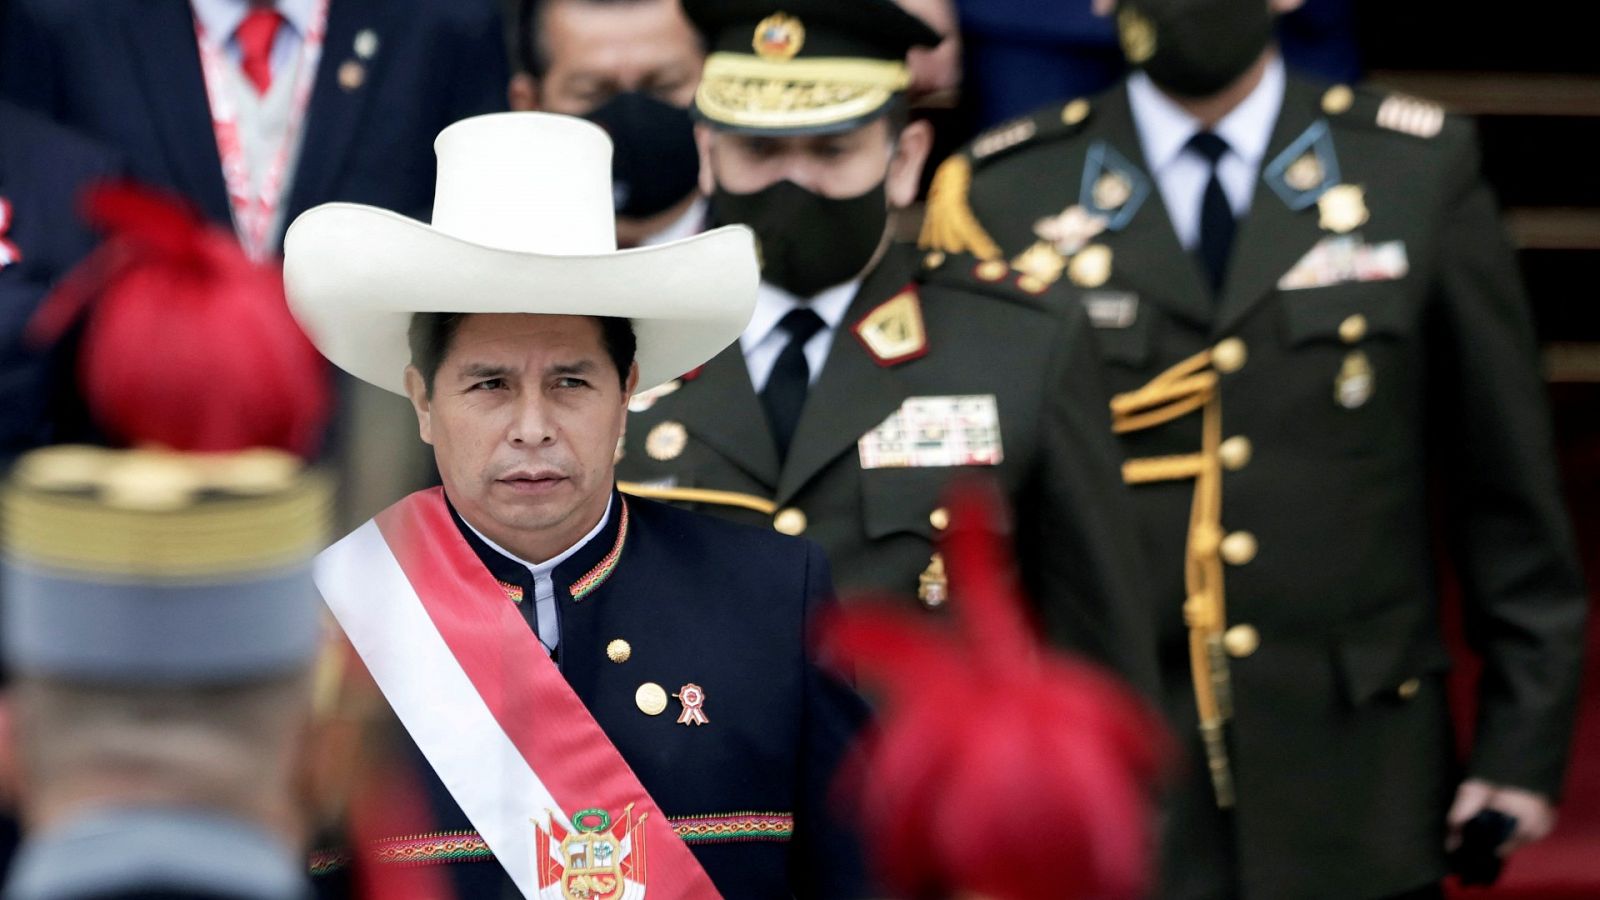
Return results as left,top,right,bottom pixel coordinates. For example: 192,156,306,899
517,0,681,77
408,313,636,395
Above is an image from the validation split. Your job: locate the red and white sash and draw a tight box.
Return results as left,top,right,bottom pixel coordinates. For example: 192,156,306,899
315,488,721,899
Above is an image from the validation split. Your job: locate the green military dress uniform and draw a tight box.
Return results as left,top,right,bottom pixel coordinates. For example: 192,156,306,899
618,244,1158,693
924,75,1589,899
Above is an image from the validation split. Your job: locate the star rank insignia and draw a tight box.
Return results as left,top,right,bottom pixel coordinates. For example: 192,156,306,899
853,288,927,367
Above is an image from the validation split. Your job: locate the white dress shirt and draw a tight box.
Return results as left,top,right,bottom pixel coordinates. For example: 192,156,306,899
460,497,613,655
739,279,860,392
1127,55,1286,250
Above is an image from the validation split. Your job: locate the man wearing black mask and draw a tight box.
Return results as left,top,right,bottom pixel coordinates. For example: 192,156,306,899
509,0,706,247
615,0,1160,700
924,1,1589,898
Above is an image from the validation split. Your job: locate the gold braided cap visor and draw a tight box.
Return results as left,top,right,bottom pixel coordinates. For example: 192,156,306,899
696,53,911,132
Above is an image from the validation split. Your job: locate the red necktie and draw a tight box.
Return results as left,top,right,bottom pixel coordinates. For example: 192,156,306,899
236,8,283,95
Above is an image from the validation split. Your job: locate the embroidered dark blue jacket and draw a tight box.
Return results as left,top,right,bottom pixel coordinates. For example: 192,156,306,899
318,490,872,899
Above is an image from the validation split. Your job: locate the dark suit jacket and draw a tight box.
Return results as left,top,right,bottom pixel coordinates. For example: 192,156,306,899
944,76,1590,899
1,0,507,244
317,492,870,899
0,99,120,462
616,244,1160,697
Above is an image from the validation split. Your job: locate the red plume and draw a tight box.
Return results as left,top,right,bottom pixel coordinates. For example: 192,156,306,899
27,183,330,457
822,478,1169,900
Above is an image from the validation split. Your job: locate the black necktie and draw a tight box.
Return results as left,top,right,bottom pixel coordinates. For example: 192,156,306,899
1188,131,1235,293
761,307,826,461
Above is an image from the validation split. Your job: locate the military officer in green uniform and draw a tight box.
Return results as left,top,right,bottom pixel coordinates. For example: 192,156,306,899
614,0,1158,693
921,0,1590,897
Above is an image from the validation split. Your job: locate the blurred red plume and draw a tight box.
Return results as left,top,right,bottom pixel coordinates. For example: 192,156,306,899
27,182,330,457
822,478,1169,900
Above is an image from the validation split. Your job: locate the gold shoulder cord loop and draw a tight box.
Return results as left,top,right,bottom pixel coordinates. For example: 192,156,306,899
917,156,1003,261
1111,348,1236,809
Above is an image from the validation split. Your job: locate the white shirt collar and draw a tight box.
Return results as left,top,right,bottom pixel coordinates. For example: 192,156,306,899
191,0,318,44
1127,54,1286,175
459,495,614,577
639,196,708,247
739,278,859,355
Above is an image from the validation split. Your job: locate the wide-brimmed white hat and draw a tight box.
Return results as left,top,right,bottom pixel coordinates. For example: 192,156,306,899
282,112,757,395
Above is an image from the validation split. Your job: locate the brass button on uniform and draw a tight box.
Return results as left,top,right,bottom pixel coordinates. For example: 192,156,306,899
1338,314,1368,344
923,250,946,270
773,507,807,535
1219,436,1253,471
1322,84,1354,115
1213,338,1248,373
929,507,950,531
1220,530,1258,565
1061,97,1090,126
1223,624,1260,658
606,639,632,663
635,682,668,716
1396,677,1422,700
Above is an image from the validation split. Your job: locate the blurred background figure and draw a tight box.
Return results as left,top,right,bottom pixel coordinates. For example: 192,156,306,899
822,480,1167,900
924,0,1589,897
0,443,331,900
508,0,706,248
0,0,510,528
0,102,119,466
953,0,1360,128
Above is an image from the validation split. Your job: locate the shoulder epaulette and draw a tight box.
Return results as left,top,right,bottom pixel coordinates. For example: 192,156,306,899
919,98,1096,261
915,248,1064,310
1321,83,1451,140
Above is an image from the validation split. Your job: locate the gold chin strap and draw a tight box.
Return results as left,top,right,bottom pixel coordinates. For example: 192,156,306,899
1111,349,1235,809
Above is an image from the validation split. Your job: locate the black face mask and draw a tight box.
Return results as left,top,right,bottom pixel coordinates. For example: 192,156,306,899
583,91,700,220
1117,0,1273,99
711,179,887,299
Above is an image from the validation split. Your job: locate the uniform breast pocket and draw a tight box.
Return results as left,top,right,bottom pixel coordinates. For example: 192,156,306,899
1277,284,1421,457
860,466,952,541
1082,291,1154,369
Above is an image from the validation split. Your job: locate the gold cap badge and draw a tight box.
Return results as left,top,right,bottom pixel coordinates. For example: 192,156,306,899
1117,8,1157,64
645,421,688,461
752,12,804,60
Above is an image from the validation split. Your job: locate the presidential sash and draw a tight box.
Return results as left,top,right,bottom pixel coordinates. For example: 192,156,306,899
315,488,722,899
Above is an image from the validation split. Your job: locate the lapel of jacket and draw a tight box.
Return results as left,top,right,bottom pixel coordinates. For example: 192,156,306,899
674,344,783,492
1214,75,1327,335
282,0,390,225
775,246,920,504
121,0,230,223
1093,85,1215,331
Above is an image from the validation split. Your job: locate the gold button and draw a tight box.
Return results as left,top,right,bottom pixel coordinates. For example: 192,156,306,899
929,507,950,531
1061,97,1090,126
1338,314,1368,344
923,250,946,270
1220,530,1258,565
1223,624,1260,658
1396,677,1422,700
773,507,807,535
1219,436,1253,471
1212,338,1248,373
975,260,1008,282
635,682,668,716
1322,84,1354,115
606,639,632,664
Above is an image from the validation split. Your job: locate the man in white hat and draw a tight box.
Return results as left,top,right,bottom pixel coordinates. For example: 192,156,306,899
283,112,870,898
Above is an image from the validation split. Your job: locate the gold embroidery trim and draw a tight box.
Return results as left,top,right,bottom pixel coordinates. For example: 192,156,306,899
617,482,778,516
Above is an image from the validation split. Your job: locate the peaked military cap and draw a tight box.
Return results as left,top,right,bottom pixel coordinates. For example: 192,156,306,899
684,0,941,135
1,446,330,683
